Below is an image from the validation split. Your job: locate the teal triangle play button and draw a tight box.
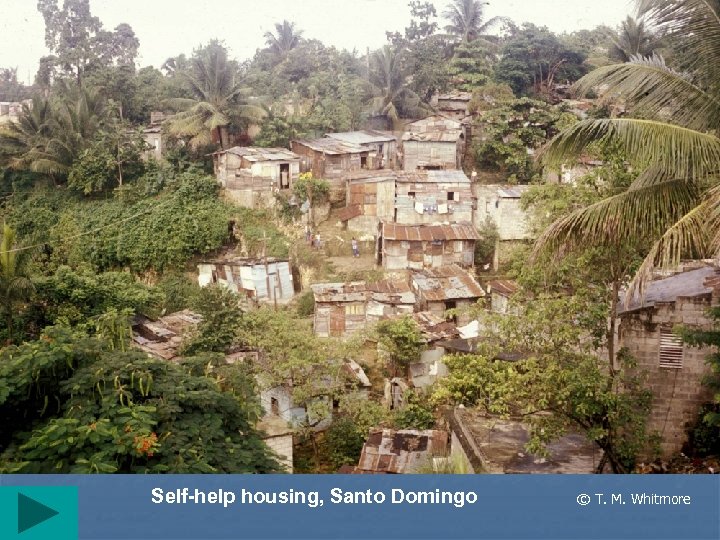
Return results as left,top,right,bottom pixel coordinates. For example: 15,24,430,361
17,493,59,534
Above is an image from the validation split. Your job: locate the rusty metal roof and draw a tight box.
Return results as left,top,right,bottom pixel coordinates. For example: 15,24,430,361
293,138,368,155
131,310,203,361
437,91,472,102
325,130,395,145
487,279,518,297
355,428,449,474
344,170,397,184
412,311,461,343
382,222,480,242
312,279,415,304
213,146,300,162
411,265,486,302
403,115,463,142
337,204,363,222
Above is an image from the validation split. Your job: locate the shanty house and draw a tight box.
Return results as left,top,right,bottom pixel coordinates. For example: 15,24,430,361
131,311,295,471
311,279,416,338
473,185,532,241
197,257,294,305
212,146,300,208
340,170,397,234
618,264,720,458
377,222,480,270
142,126,163,161
409,311,460,389
436,91,472,121
487,279,519,315
395,170,474,225
401,116,463,171
411,264,485,322
325,130,397,169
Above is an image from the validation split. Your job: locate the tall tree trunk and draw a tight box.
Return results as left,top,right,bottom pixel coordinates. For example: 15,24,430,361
608,278,619,376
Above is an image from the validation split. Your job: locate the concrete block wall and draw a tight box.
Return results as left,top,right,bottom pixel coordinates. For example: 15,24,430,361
619,296,715,458
264,434,294,472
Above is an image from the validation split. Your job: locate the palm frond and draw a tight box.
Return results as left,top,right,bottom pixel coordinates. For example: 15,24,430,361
573,55,720,131
637,0,720,86
541,118,720,179
532,177,701,258
625,186,720,305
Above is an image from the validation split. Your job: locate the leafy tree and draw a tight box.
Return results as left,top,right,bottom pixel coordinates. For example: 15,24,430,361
324,396,388,469
0,224,34,343
36,0,139,85
495,24,588,97
32,265,162,331
679,308,720,456
540,0,720,300
447,39,496,91
443,0,504,43
470,98,573,182
182,285,243,355
0,68,33,101
434,293,654,473
375,316,425,376
393,391,435,429
0,327,280,473
67,126,146,194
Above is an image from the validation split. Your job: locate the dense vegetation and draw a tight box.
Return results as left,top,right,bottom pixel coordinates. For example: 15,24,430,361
0,0,717,473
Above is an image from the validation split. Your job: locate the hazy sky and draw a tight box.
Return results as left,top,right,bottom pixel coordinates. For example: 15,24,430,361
0,0,636,83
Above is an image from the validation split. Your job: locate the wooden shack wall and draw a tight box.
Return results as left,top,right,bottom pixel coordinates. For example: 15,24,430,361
402,141,458,171
395,181,473,225
381,239,475,270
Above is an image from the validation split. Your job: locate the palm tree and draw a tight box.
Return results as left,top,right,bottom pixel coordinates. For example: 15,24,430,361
536,0,720,303
0,96,58,174
368,46,426,125
443,0,504,43
0,224,34,344
165,41,263,149
264,20,304,62
609,16,658,62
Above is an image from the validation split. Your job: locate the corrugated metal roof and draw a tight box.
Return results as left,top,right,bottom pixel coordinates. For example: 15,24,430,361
411,265,486,301
382,222,480,241
355,429,449,474
337,204,363,222
131,310,203,361
497,186,527,198
412,311,461,343
199,256,290,266
325,130,395,145
487,279,518,297
312,280,415,304
344,170,397,184
293,138,368,155
437,91,472,102
402,131,462,142
620,265,719,314
213,146,300,162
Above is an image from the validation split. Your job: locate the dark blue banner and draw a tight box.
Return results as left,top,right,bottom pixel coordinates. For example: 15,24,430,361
1,474,718,540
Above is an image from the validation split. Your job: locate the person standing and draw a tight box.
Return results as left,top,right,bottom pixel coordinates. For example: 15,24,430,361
351,237,359,258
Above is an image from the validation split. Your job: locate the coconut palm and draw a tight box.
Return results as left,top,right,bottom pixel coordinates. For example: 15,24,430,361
367,45,426,125
0,224,34,344
443,0,504,43
165,41,263,150
264,20,304,61
0,96,58,175
609,16,658,62
535,0,720,303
